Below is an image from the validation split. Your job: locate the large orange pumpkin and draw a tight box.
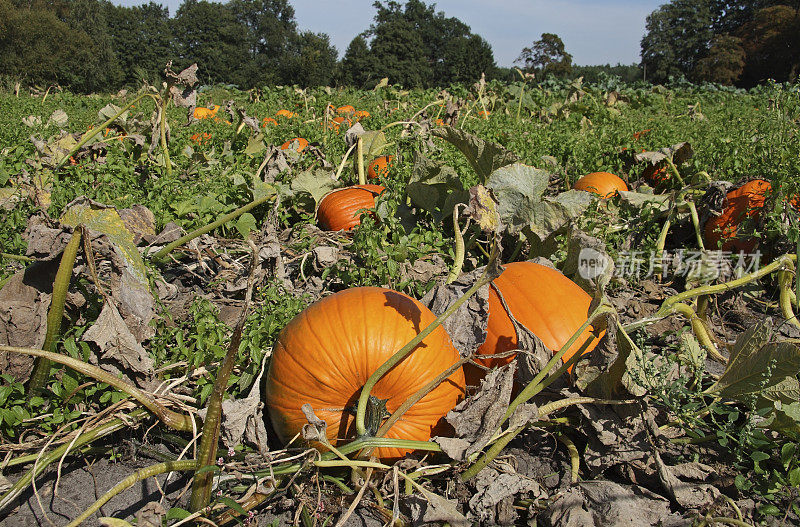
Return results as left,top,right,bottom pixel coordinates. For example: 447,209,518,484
317,184,385,231
573,172,628,198
704,179,771,252
367,155,394,179
468,262,604,384
265,287,465,459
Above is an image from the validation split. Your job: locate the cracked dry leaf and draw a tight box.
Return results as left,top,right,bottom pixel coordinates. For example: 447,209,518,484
652,448,721,511
435,364,515,460
84,301,155,385
404,490,468,527
542,480,684,527
421,267,490,358
469,466,542,525
198,356,270,452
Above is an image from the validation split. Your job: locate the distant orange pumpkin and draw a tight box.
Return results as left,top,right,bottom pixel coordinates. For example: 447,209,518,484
262,117,278,127
276,109,297,119
337,105,356,115
367,156,394,179
280,137,309,152
704,179,771,252
573,172,628,198
193,105,219,120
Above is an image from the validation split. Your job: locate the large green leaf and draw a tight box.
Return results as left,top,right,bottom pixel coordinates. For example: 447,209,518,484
485,163,550,232
291,168,336,205
705,322,800,402
527,190,594,241
407,152,465,217
431,126,518,181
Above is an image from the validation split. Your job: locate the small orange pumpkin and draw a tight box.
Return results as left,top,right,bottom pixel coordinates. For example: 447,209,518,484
265,287,465,459
704,179,771,252
190,132,211,144
317,184,385,231
642,164,670,186
367,155,394,179
262,117,278,127
468,262,604,385
477,110,490,119
328,116,351,131
280,137,309,152
354,110,370,120
337,105,356,115
193,105,219,120
276,109,297,119
573,172,628,198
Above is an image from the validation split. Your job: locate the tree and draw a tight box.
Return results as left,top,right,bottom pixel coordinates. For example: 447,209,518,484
641,0,715,83
171,0,250,86
64,0,121,91
516,33,573,78
693,34,745,84
228,0,297,86
103,1,173,87
367,0,496,87
340,35,377,88
370,14,430,88
280,31,338,87
738,5,800,86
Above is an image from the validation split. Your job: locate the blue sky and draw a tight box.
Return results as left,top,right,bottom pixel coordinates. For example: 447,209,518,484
113,0,667,66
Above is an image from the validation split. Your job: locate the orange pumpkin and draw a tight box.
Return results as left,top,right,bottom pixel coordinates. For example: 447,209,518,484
704,179,771,252
367,155,394,179
477,110,490,119
193,105,219,120
573,172,628,198
642,164,669,186
354,110,370,120
265,287,465,459
337,105,356,115
280,137,309,152
328,116,351,131
317,184,385,231
190,132,211,144
468,262,604,385
262,117,278,127
276,109,297,119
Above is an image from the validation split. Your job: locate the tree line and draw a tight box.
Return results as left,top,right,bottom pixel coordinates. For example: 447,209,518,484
0,0,504,92
640,0,800,86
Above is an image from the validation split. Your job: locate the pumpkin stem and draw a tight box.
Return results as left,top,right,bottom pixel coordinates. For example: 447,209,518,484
687,199,705,250
361,395,388,438
354,241,502,438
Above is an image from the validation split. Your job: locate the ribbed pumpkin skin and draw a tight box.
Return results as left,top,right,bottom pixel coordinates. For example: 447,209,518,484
704,179,770,252
573,172,628,198
367,156,394,179
317,185,385,231
470,262,603,383
265,287,465,459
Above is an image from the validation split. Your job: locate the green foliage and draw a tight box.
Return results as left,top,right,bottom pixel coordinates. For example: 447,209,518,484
516,33,573,79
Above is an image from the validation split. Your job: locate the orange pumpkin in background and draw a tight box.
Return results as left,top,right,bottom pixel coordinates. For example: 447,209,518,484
573,171,628,198
280,137,309,152
337,105,356,115
276,109,297,118
262,117,277,127
317,185,385,231
193,105,219,119
265,287,465,459
367,155,394,179
467,262,604,385
704,179,771,252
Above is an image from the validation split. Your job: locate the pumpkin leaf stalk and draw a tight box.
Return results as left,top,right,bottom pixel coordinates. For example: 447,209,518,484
27,226,83,398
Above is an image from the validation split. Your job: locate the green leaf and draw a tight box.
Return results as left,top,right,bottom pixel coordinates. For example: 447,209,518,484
218,496,247,515
291,168,336,205
485,163,550,232
407,152,465,217
527,190,594,241
705,322,800,402
235,213,257,239
431,126,519,181
359,130,387,158
166,507,192,521
244,133,266,155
